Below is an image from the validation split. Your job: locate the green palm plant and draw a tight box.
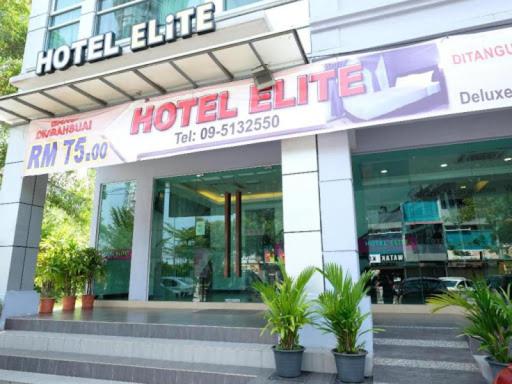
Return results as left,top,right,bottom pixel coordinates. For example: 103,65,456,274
428,280,512,364
253,263,316,350
315,264,377,354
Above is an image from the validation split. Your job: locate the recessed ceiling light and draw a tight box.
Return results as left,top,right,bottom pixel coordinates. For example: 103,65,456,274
505,157,512,162
460,185,467,189
380,169,388,174
440,163,448,168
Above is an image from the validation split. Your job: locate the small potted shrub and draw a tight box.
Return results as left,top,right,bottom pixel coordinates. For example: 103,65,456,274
34,249,60,314
79,247,106,310
315,263,377,383
253,263,316,378
56,241,83,312
428,280,512,381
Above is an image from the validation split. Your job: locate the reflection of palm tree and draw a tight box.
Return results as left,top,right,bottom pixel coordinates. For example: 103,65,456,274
100,206,134,251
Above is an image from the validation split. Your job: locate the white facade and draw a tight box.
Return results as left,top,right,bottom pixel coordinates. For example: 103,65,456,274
1,0,512,378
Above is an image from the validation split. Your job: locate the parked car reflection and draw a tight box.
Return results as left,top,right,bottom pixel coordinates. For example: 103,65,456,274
160,277,195,298
397,277,447,304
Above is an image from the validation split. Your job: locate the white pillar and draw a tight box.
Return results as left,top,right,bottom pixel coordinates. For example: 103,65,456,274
79,0,97,40
281,136,328,347
317,130,373,376
128,173,153,301
0,126,47,326
21,0,51,72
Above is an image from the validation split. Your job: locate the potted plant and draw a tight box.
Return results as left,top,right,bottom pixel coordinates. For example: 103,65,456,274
34,248,60,314
253,263,316,378
315,263,377,383
428,280,512,381
56,241,83,312
78,247,106,310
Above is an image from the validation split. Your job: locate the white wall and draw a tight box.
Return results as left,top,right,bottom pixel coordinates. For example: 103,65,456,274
353,109,512,154
310,0,512,56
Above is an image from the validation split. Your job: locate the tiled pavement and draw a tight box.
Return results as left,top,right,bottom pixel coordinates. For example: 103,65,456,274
372,313,485,384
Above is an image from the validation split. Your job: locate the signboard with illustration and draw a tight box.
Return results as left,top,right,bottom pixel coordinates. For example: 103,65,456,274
24,26,512,175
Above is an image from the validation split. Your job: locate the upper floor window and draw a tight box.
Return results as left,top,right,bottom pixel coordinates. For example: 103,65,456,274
224,0,261,10
96,0,265,40
96,0,203,40
47,0,82,49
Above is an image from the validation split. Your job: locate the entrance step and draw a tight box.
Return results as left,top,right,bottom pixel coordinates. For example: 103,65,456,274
0,348,267,384
0,331,336,373
0,369,136,384
5,316,275,344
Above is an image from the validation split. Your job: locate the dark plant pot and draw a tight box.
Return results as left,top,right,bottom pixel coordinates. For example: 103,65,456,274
272,345,305,378
81,294,95,310
487,356,509,381
39,298,55,314
62,296,76,312
333,349,367,383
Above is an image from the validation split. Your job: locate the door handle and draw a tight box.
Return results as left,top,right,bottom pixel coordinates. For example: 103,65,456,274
224,193,231,278
235,191,242,277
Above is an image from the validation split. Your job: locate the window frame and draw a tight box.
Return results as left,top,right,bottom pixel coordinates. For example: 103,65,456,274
46,0,82,50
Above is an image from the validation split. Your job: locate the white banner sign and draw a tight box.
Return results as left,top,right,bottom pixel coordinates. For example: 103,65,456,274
24,26,512,175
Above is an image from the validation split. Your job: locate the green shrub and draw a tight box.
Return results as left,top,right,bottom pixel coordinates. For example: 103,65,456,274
428,280,512,364
253,263,315,350
78,247,106,296
315,264,378,354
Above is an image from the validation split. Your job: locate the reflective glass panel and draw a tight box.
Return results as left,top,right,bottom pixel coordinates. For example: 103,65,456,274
47,23,79,49
54,0,81,11
50,8,81,27
353,138,512,304
95,181,136,300
97,0,203,38
149,166,284,302
225,0,262,10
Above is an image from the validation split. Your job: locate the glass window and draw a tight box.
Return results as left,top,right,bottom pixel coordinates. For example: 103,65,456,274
95,181,136,300
54,0,81,10
225,0,262,10
47,23,79,49
97,0,203,40
354,138,512,304
149,166,284,302
47,0,81,49
50,8,82,27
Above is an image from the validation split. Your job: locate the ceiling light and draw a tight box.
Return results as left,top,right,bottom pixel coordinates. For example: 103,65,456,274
440,163,448,168
505,157,512,162
380,169,388,174
460,185,467,190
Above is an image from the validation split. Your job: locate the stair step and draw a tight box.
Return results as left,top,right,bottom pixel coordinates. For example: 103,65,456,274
5,317,275,344
0,369,137,384
0,348,267,384
0,331,336,374
0,331,273,369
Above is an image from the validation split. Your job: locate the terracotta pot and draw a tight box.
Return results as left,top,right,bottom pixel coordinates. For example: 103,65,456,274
62,295,76,312
495,365,512,384
81,294,95,310
39,298,55,314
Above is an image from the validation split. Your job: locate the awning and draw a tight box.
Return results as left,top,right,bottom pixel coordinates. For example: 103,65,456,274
0,28,308,126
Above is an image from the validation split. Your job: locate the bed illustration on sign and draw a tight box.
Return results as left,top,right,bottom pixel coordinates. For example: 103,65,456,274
328,42,449,122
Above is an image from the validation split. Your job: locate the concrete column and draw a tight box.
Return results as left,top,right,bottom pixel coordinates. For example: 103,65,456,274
281,136,327,347
0,126,47,325
317,130,373,376
128,174,153,301
79,0,97,40
22,0,51,73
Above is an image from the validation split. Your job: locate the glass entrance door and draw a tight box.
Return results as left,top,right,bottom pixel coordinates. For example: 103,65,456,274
149,166,283,303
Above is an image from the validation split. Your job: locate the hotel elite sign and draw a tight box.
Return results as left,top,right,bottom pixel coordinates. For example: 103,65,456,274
25,26,512,175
